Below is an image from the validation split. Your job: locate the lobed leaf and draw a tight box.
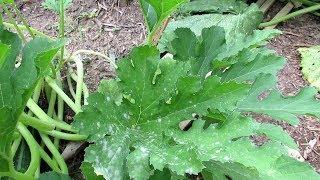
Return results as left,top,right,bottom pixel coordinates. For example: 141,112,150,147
237,74,320,125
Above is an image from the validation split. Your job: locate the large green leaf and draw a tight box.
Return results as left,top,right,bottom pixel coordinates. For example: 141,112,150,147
0,26,63,177
178,0,247,14
237,74,320,125
167,26,280,77
139,0,187,35
73,45,251,179
299,45,320,90
159,4,263,51
73,44,320,179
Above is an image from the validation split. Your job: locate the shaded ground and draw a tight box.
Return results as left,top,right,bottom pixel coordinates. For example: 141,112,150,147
13,0,320,177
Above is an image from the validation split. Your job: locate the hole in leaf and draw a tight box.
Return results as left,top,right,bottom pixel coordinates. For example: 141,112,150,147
179,120,194,131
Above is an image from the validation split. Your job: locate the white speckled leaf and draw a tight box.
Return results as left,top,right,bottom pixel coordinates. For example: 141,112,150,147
73,45,250,178
159,4,264,52
127,147,152,180
83,132,130,180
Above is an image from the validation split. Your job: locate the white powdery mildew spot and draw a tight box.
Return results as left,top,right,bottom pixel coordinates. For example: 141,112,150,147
223,156,231,162
185,168,195,174
107,149,114,158
97,122,101,128
140,147,149,157
123,113,130,120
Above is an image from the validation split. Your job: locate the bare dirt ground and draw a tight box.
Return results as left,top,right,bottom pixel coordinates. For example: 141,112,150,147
13,0,320,178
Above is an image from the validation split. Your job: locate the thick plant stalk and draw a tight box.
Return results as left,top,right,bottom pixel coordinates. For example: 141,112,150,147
26,99,77,132
74,55,84,108
40,133,68,174
264,2,295,29
11,136,22,156
42,130,87,141
16,122,40,177
28,79,43,116
55,72,64,148
19,113,55,131
260,4,320,27
58,0,65,69
47,89,57,117
66,74,76,99
37,144,61,173
45,77,82,113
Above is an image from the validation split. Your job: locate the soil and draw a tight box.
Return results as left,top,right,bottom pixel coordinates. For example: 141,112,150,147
11,0,320,178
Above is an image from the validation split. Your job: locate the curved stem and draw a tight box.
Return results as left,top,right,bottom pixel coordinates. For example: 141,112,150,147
3,22,51,39
37,143,61,173
66,73,76,99
11,136,22,156
16,122,40,177
260,4,320,28
45,76,82,114
19,112,55,131
11,3,35,38
2,5,27,43
74,55,84,107
40,133,68,174
42,130,87,141
47,89,57,117
70,69,89,105
35,167,40,179
69,49,118,69
28,79,43,116
55,72,64,147
27,99,77,133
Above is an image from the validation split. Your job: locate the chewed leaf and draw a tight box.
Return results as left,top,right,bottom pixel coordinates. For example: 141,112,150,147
237,74,320,125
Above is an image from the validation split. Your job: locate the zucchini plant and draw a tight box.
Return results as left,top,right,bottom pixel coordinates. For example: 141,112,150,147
73,0,320,179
